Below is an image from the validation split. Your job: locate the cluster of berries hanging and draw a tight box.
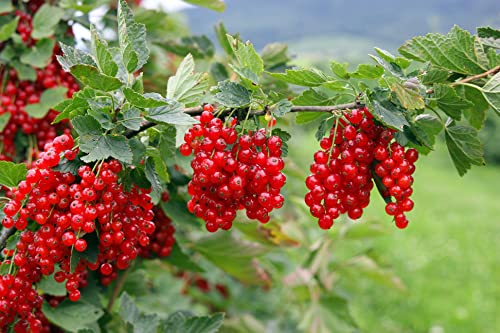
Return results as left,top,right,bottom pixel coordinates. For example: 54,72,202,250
0,7,78,162
138,205,176,258
305,107,418,229
0,134,158,331
180,105,286,232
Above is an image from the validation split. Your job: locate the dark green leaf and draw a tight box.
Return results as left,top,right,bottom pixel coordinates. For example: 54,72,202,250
80,134,133,164
434,84,472,120
477,26,500,49
319,295,358,328
445,124,485,176
0,113,10,132
315,120,329,141
118,0,149,72
480,72,500,114
158,125,177,166
183,0,226,12
271,128,291,157
70,64,122,92
210,62,229,82
42,300,103,332
161,311,224,333
420,68,450,85
369,99,410,130
129,137,147,166
456,85,489,129
57,43,97,72
25,87,68,119
11,61,37,81
0,17,19,42
38,272,67,296
90,25,118,77
146,101,198,126
214,22,233,57
20,38,55,68
166,242,205,273
273,99,293,117
0,161,27,188
213,80,251,108
72,115,102,136
146,147,170,183
123,88,168,108
413,113,443,148
70,232,99,272
144,157,163,200
269,68,328,87
166,54,208,107
120,106,143,131
293,88,334,106
31,4,65,39
159,35,215,59
4,231,20,250
161,192,200,227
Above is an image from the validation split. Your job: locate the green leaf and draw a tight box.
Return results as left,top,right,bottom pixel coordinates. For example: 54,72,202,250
70,65,122,91
214,22,233,57
330,61,349,79
390,81,425,110
146,101,198,126
273,99,293,117
144,157,163,200
57,43,97,72
398,25,488,75
420,67,450,85
90,25,118,77
160,192,200,227
161,311,225,333
293,88,335,106
319,295,358,328
70,232,99,272
42,300,104,332
457,85,490,129
158,125,177,165
271,128,291,157
20,38,55,68
477,26,500,49
351,64,384,79
166,54,208,107
434,84,473,120
413,114,443,148
227,35,264,79
11,61,37,81
146,147,170,183
0,17,19,42
38,272,67,296
119,293,160,333
261,43,290,70
183,0,226,12
118,0,149,72
159,35,215,59
31,4,65,39
123,89,168,108
374,47,412,69
0,2,13,13
269,68,328,87
73,115,102,136
480,72,500,114
166,242,205,273
445,124,485,176
0,113,10,132
119,106,143,131
24,87,68,119
80,134,133,164
369,99,410,131
0,161,27,188
341,221,390,241
213,80,251,108
368,54,404,78
193,233,270,285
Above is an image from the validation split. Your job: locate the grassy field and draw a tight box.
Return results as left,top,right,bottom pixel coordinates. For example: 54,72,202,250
289,130,500,333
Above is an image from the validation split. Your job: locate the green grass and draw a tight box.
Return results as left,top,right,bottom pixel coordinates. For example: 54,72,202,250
289,130,500,333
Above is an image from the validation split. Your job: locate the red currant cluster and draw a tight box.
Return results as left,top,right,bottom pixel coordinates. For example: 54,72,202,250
0,134,155,331
305,107,418,229
138,206,176,258
177,272,229,299
15,10,35,44
180,105,286,232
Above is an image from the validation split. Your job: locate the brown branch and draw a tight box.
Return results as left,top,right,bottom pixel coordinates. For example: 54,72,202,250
426,65,500,94
125,101,364,138
0,227,15,250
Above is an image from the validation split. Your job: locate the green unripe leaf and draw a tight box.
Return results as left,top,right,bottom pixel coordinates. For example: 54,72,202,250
24,87,68,119
70,64,123,92
0,17,19,42
0,161,27,188
31,4,65,39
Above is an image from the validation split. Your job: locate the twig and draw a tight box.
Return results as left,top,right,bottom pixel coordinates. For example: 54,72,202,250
426,65,500,94
0,227,15,250
125,101,364,138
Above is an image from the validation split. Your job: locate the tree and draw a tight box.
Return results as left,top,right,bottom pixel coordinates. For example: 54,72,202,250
0,0,498,332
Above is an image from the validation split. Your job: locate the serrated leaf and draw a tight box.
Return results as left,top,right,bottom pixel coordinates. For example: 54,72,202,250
193,233,270,286
123,89,168,109
457,85,489,129
90,25,118,77
24,87,68,119
330,61,349,79
31,4,65,39
477,26,500,49
20,38,55,68
0,161,27,188
213,80,251,108
120,106,143,131
399,25,488,75
315,120,329,141
269,68,328,87
374,47,412,69
166,242,205,272
80,135,133,164
445,124,485,176
161,311,224,333
413,114,443,148
42,300,103,332
368,54,404,78
480,72,500,114
293,88,334,106
38,272,67,296
119,293,160,333
351,64,384,79
70,65,122,92
144,157,163,201
183,0,226,12
227,35,264,80
129,138,146,166
146,101,197,126
420,67,450,85
0,113,10,132
0,17,19,42
57,43,97,72
369,99,410,130
73,115,102,136
273,99,293,117
158,125,177,165
390,81,425,110
434,84,472,120
166,54,208,107
118,0,149,72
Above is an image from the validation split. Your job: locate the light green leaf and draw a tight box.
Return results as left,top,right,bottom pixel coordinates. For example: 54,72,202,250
38,272,67,296
330,61,349,79
398,25,488,75
293,88,335,106
158,125,177,166
161,311,225,333
0,161,27,188
445,124,484,176
369,99,410,131
24,87,68,119
193,233,270,285
120,106,143,131
351,64,384,79
31,4,65,39
389,81,425,110
0,17,19,42
457,85,490,129
20,38,55,68
118,0,149,72
57,43,97,72
183,0,226,12
11,61,37,81
213,80,251,108
368,54,404,78
273,99,293,117
144,157,163,201
124,89,168,108
42,300,103,332
146,101,197,126
0,113,11,132
214,22,233,57
434,84,473,120
166,54,208,107
90,25,118,77
480,72,500,114
420,67,450,85
269,68,328,87
70,64,122,91
374,47,412,69
119,293,160,333
261,43,290,70
227,35,264,79
146,147,169,183
0,2,13,13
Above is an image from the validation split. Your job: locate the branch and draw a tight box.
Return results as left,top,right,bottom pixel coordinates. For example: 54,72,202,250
125,101,364,138
0,227,15,250
426,65,500,94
